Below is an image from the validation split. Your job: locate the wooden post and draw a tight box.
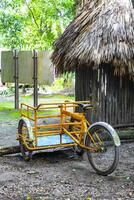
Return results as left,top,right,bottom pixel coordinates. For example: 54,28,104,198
33,50,38,107
13,50,19,109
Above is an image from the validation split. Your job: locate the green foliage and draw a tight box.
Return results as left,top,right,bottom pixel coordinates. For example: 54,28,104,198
25,0,75,49
26,194,32,200
86,197,92,200
0,0,26,49
51,76,65,91
62,72,75,88
0,0,76,50
50,73,75,91
0,86,15,96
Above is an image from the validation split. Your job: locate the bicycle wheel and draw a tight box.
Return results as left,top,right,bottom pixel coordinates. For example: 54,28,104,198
18,119,33,161
85,122,120,175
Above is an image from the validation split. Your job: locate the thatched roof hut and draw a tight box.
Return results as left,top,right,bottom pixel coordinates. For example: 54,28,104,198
52,0,134,127
52,0,134,77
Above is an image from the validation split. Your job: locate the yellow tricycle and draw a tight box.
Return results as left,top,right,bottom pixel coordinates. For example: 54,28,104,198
17,101,120,176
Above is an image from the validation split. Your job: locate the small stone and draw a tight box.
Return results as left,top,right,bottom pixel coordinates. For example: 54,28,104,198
128,192,132,197
53,188,63,197
72,169,76,172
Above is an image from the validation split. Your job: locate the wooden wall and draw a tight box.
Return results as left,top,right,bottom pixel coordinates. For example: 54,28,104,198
75,65,134,126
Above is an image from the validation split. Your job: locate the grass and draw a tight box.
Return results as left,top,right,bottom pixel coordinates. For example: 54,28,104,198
0,108,20,122
0,94,74,122
0,94,74,108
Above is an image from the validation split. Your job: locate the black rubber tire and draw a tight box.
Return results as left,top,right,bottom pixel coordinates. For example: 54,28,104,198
18,119,33,161
85,122,120,176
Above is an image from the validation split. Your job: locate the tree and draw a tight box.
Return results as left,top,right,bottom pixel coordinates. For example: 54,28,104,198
24,0,76,49
0,0,76,50
0,0,26,49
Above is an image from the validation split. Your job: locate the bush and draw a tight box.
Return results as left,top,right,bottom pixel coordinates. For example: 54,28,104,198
51,72,75,91
0,86,15,96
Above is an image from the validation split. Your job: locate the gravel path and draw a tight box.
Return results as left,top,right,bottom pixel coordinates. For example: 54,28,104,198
0,119,134,200
0,141,133,200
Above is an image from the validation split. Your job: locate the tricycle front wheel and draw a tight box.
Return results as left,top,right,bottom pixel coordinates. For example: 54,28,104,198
85,122,120,176
18,119,33,161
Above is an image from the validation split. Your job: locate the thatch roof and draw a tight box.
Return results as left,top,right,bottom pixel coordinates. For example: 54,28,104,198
51,0,134,76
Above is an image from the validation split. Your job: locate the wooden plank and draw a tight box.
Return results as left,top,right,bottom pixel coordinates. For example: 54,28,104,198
115,76,118,125
99,68,103,122
124,76,127,124
109,69,112,124
132,79,134,123
102,69,105,121
0,146,20,156
129,79,133,124
111,70,115,125
105,67,109,123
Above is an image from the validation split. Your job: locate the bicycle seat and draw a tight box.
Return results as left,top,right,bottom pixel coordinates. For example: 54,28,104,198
78,103,93,111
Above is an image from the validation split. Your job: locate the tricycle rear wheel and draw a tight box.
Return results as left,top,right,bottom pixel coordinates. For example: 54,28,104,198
18,119,33,161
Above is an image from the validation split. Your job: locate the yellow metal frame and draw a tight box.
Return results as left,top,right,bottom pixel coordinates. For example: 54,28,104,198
17,101,99,152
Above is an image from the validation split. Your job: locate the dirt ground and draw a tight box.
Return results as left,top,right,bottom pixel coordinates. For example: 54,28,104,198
0,121,18,147
0,121,134,200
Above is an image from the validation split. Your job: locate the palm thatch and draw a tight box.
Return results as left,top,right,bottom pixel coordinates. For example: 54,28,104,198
51,0,134,76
